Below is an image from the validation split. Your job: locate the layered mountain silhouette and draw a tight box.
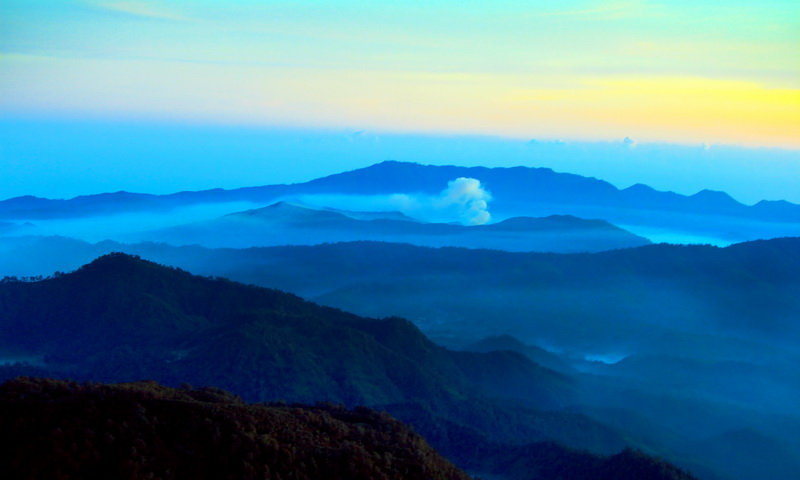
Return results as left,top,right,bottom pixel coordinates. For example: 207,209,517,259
300,161,800,222
0,253,576,409
2,161,798,243
0,253,703,480
146,201,649,252
464,335,575,374
6,161,800,243
0,240,797,479
3,236,799,352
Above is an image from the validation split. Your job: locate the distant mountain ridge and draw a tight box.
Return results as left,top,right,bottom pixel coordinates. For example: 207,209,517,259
2,161,798,224
304,161,800,222
148,201,649,252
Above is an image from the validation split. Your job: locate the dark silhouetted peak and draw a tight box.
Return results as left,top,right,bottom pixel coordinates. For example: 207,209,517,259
755,199,793,207
689,189,739,207
602,448,697,480
336,160,427,178
490,215,623,232
82,251,146,268
751,199,800,220
265,200,305,209
75,252,179,279
0,195,52,207
230,201,348,221
331,208,416,222
374,160,417,167
623,183,656,194
239,200,312,213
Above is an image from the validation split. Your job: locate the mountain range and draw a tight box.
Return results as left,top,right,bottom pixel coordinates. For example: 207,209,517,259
5,235,796,353
0,160,798,479
0,253,703,480
1,236,797,479
145,201,649,252
2,161,799,244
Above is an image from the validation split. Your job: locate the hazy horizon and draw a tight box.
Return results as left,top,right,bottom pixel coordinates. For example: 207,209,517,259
2,117,800,204
1,3,799,479
3,0,798,206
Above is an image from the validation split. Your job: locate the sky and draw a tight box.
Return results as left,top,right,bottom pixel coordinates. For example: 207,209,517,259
0,0,799,200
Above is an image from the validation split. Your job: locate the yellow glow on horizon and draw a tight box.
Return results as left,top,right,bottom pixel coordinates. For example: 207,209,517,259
503,77,800,147
2,53,798,148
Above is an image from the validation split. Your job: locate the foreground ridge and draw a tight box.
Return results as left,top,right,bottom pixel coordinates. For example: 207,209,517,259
0,377,472,480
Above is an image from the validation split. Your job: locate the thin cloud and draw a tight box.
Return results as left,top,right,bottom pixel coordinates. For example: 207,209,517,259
88,1,188,22
540,1,646,19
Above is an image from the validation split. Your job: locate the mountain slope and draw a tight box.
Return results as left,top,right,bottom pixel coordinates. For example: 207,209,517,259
0,252,575,409
0,253,704,479
0,377,472,480
0,254,631,450
3,236,799,352
0,254,708,478
464,335,575,374
148,201,649,252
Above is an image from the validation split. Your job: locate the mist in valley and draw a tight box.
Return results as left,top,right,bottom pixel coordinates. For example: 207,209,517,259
1,165,799,480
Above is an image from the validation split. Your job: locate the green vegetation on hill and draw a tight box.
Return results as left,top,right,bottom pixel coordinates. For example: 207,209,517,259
0,253,573,410
0,253,701,480
0,377,471,480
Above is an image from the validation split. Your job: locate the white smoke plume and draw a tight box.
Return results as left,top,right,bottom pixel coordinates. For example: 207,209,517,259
386,177,492,225
292,177,492,225
434,177,492,225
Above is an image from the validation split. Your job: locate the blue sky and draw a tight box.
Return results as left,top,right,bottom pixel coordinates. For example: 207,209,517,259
0,1,798,200
2,118,799,204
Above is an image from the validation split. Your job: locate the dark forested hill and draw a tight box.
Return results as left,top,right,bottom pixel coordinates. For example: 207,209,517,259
0,377,472,480
0,378,698,480
0,252,574,409
3,236,799,355
0,254,701,480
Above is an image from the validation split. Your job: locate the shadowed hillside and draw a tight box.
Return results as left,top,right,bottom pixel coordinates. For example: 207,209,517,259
1,238,795,479
0,254,701,480
0,377,471,480
0,252,575,410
